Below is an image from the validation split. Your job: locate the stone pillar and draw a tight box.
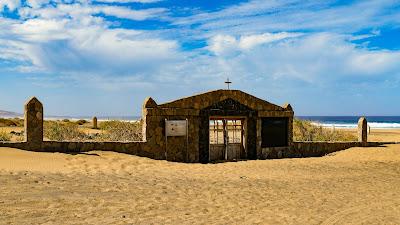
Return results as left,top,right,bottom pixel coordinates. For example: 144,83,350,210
92,116,98,129
358,117,367,145
24,97,43,149
142,97,157,142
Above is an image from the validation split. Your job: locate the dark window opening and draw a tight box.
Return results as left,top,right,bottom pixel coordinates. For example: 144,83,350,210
261,117,288,147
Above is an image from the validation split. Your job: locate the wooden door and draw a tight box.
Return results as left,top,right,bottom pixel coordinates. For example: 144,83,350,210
209,118,244,161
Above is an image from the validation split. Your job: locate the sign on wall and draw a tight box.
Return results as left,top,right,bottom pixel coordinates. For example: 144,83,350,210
165,120,187,136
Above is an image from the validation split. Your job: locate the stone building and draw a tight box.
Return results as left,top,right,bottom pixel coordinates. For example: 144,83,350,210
142,89,294,163
0,89,375,163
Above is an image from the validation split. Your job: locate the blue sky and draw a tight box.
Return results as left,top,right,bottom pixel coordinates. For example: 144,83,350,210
0,0,400,116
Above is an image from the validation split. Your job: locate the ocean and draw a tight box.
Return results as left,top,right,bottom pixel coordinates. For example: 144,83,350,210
297,116,400,129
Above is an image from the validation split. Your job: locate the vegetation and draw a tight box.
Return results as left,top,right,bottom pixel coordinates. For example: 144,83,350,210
293,118,357,142
5,117,354,142
44,121,87,141
75,119,88,125
0,118,24,127
0,130,11,141
43,120,142,142
98,120,142,142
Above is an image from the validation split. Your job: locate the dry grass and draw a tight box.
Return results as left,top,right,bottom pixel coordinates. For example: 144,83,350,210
75,119,88,125
293,118,357,142
5,117,356,142
0,130,11,141
97,120,142,142
0,118,24,127
44,121,88,141
43,120,142,142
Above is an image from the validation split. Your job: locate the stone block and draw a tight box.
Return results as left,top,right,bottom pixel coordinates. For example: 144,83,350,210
92,117,98,129
24,97,43,149
358,117,368,144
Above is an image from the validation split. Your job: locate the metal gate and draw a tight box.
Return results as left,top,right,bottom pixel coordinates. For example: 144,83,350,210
209,118,245,161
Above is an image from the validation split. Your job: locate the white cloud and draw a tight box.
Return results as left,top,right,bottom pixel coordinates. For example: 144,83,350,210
26,0,51,9
175,0,400,37
18,3,167,21
96,5,167,21
208,32,301,56
95,0,162,3
204,32,400,84
0,3,179,78
239,32,302,50
348,51,400,75
12,18,70,42
1,0,400,93
207,34,237,56
0,0,21,11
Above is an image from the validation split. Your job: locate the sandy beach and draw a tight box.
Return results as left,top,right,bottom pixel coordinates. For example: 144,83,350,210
323,128,400,142
1,144,399,224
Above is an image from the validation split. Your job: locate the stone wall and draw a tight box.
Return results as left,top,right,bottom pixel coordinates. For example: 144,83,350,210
0,141,152,156
0,142,27,149
0,140,391,160
142,104,201,162
41,141,147,155
260,141,387,159
0,93,384,163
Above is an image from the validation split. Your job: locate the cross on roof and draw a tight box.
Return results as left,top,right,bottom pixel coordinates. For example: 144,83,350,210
225,77,232,90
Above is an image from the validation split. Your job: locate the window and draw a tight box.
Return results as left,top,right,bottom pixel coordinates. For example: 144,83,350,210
209,119,243,144
209,119,224,144
261,117,288,147
226,119,242,144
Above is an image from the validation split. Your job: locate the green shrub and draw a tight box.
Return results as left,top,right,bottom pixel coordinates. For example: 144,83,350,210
44,121,88,141
62,119,70,123
293,119,357,142
0,130,11,141
97,120,142,142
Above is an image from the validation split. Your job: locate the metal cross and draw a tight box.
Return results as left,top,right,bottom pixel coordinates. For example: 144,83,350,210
225,77,232,90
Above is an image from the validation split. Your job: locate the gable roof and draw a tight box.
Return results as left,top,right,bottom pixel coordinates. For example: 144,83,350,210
157,89,291,111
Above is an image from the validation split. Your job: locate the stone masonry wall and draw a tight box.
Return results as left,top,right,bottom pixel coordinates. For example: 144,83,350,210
0,94,386,163
0,140,390,160
260,141,387,159
142,105,201,162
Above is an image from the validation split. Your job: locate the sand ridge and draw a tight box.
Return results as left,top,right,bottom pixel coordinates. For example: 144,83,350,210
1,145,400,224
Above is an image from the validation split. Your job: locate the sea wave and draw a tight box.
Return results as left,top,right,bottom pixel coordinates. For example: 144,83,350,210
312,122,400,129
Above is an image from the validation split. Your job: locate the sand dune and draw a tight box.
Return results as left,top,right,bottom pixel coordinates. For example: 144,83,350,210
1,145,400,224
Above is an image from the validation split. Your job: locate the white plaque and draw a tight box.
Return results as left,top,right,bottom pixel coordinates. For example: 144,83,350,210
166,120,187,136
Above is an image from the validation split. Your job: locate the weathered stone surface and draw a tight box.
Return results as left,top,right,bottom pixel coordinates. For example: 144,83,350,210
139,90,295,163
24,97,43,149
92,117,98,129
282,103,292,111
8,90,380,164
143,97,157,108
158,90,290,111
358,117,368,144
291,142,362,158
